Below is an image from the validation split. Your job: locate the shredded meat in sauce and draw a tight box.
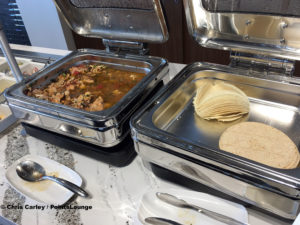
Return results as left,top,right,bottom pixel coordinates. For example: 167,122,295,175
25,64,145,111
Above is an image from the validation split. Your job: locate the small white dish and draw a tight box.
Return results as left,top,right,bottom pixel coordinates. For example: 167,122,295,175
0,76,16,94
5,155,82,205
8,62,45,77
138,188,248,225
293,213,300,225
0,58,31,75
0,58,5,65
0,103,17,133
0,104,12,121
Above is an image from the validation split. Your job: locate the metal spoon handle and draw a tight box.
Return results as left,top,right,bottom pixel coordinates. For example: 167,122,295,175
145,217,185,225
157,193,246,225
43,176,89,197
190,205,246,225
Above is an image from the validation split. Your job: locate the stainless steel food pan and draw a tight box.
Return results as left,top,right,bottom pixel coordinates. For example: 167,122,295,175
131,62,300,219
5,49,168,147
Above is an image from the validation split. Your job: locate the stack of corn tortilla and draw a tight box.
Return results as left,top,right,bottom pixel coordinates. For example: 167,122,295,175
193,80,249,122
219,122,300,169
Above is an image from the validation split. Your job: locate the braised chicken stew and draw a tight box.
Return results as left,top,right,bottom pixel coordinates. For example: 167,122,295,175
25,64,146,111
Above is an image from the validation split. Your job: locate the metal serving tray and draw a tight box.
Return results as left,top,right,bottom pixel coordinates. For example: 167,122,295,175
5,49,168,147
131,62,300,219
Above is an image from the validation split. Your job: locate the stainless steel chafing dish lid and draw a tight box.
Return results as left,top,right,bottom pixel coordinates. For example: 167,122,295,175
53,0,168,43
184,0,300,60
4,49,168,129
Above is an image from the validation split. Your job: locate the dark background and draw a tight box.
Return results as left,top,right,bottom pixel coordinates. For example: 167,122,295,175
72,0,300,76
0,0,31,46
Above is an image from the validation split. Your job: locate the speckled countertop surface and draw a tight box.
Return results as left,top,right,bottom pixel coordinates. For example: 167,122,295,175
0,51,294,225
0,123,292,225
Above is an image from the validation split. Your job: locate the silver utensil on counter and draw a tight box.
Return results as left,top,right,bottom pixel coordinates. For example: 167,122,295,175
16,160,89,198
156,192,247,225
145,217,184,225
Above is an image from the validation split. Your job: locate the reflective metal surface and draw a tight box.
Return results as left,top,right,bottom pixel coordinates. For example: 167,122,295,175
202,0,300,17
70,0,153,9
53,0,168,43
230,52,295,76
5,49,168,147
130,62,300,219
152,71,300,150
184,0,300,60
0,21,23,82
137,142,299,219
145,217,184,225
102,39,148,55
156,192,246,225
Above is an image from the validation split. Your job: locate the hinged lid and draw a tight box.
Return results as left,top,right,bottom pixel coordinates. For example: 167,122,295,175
230,52,295,76
184,0,300,61
102,39,149,55
53,0,168,43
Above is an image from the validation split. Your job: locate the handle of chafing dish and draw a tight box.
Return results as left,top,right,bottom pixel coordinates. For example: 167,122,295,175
0,21,23,83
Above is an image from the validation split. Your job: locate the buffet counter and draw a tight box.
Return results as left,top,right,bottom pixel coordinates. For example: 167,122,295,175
0,45,294,225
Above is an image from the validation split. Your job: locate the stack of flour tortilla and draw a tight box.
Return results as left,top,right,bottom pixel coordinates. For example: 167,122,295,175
193,79,249,122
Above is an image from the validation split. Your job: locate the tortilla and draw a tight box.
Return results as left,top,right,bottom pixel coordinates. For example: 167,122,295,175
219,122,300,169
194,112,248,137
193,80,249,122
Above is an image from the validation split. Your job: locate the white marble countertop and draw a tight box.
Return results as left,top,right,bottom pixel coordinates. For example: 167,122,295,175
0,47,294,225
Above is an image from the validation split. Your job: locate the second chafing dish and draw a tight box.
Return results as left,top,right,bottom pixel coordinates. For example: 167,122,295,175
131,0,300,220
5,49,167,147
131,62,300,219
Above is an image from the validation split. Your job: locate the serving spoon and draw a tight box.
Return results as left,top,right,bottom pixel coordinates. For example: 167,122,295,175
16,160,89,198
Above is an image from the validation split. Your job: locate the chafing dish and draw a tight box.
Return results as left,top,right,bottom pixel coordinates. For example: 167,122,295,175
131,0,300,219
3,0,169,166
5,49,167,147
